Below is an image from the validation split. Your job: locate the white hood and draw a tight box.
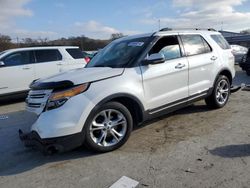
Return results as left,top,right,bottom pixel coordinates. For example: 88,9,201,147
38,67,124,84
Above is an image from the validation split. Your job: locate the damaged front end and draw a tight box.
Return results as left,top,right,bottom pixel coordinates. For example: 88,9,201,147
19,129,84,155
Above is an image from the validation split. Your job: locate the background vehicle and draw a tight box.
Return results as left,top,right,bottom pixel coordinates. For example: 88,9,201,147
82,51,97,63
239,48,250,76
20,29,235,154
0,46,87,96
230,44,248,63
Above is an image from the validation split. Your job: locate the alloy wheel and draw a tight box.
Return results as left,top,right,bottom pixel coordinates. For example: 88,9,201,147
215,79,229,105
90,109,127,147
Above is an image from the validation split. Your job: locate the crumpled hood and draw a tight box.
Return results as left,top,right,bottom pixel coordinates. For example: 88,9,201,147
35,67,124,86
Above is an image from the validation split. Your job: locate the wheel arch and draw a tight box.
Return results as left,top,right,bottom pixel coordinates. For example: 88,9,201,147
94,93,145,126
214,69,233,86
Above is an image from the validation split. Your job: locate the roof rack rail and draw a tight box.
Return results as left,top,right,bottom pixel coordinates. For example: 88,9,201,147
159,28,216,32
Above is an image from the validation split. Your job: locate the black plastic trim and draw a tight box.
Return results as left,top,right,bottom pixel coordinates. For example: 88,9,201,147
0,90,29,99
214,68,233,85
96,93,144,111
19,129,85,154
144,89,212,121
30,80,74,90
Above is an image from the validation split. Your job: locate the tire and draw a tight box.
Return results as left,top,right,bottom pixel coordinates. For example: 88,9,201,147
205,75,230,109
84,101,133,152
246,71,250,76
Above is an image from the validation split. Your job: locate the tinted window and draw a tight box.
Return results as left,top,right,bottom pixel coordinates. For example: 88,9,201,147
211,35,230,49
202,38,212,53
35,50,62,63
66,48,84,59
3,51,33,67
149,36,181,60
87,37,150,68
181,35,212,56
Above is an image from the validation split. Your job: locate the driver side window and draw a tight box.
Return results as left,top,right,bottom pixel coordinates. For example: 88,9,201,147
149,36,182,61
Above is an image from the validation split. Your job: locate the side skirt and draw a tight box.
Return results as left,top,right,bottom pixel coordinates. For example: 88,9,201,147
143,88,213,121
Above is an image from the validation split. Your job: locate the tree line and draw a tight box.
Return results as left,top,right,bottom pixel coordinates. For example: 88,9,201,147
0,32,125,52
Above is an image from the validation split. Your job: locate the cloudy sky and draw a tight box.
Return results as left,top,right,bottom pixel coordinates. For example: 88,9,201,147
1,0,250,40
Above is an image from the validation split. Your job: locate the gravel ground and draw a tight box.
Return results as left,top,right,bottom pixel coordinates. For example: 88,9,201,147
0,66,249,188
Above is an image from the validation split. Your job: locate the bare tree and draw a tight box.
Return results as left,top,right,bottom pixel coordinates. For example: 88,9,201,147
0,34,14,51
110,33,124,40
240,29,250,34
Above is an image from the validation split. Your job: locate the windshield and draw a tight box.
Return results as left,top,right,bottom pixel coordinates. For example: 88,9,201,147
86,37,150,68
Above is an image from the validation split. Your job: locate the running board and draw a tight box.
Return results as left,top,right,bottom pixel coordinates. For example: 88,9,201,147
230,85,241,93
230,84,250,93
241,84,250,91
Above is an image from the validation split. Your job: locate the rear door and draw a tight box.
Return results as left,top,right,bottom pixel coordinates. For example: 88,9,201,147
0,51,35,94
59,48,87,72
180,34,218,97
33,49,62,79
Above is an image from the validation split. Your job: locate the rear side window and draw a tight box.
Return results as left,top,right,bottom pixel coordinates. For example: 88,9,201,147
2,51,33,67
181,35,212,56
211,35,230,49
34,50,62,63
66,48,84,59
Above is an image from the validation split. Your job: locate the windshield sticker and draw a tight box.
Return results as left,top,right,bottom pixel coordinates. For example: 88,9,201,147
128,42,144,47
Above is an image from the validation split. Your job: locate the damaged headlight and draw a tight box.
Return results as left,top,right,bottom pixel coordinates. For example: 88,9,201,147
46,83,89,111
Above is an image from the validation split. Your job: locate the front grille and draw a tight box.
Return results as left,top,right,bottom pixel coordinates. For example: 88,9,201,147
27,102,41,108
26,89,53,115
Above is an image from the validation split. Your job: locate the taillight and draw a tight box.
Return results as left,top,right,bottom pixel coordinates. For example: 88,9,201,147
84,57,90,63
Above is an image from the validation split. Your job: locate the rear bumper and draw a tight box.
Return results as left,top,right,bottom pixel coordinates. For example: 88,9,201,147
19,129,85,154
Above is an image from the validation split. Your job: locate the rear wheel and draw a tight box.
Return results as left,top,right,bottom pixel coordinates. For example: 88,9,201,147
205,75,230,109
246,71,250,76
84,102,133,152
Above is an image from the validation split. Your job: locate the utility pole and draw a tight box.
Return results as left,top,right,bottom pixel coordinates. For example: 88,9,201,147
16,37,19,47
221,22,223,31
158,19,161,31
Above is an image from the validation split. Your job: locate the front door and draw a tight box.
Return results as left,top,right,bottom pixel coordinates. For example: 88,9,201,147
140,35,189,112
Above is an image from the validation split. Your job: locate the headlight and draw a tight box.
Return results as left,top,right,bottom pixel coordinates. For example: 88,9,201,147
46,83,89,111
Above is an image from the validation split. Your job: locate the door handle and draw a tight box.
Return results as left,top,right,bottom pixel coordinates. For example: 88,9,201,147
57,63,63,65
175,63,186,69
211,56,218,61
22,67,31,70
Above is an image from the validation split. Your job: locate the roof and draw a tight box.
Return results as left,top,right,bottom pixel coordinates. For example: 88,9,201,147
118,28,220,41
2,46,79,53
155,28,220,36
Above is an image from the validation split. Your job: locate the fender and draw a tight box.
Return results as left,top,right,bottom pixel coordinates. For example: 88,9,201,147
87,93,146,123
213,68,233,87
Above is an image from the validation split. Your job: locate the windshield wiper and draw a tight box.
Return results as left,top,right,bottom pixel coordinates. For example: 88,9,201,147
94,65,113,68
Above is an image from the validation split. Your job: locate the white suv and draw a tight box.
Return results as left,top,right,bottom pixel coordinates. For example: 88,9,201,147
19,29,235,154
0,46,87,97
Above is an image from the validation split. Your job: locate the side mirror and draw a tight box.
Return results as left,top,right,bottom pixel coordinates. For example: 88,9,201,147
0,61,5,67
142,53,165,65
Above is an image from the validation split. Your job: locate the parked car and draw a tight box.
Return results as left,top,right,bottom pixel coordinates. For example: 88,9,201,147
239,48,250,76
0,46,87,97
82,51,96,63
230,44,248,63
20,29,235,154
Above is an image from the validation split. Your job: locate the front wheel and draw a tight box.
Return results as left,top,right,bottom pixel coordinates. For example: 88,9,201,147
84,102,133,152
205,75,230,109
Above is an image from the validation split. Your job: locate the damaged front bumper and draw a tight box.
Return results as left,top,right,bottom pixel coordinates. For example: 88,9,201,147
19,129,85,155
